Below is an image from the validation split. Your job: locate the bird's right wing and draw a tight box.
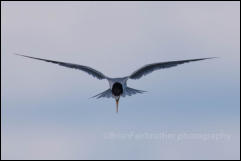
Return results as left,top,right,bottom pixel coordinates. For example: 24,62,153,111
15,54,107,80
129,57,216,80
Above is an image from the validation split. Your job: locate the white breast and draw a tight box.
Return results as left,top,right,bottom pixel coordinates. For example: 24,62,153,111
107,77,128,89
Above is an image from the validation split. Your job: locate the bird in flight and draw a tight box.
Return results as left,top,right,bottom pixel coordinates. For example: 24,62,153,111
15,54,215,113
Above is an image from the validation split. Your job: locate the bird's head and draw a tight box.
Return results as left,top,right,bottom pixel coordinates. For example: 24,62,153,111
112,82,123,113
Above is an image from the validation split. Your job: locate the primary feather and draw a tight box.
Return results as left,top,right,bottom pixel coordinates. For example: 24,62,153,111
129,57,216,80
14,54,106,80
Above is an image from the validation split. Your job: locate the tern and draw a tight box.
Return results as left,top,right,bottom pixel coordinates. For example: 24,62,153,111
15,54,215,113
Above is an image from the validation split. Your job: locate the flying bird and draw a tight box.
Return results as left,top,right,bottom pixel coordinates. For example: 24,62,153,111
15,54,215,113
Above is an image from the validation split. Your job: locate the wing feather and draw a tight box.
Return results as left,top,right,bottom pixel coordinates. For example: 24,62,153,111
15,54,106,80
129,57,216,80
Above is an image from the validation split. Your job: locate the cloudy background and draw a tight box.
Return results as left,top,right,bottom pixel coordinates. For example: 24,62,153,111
1,1,240,160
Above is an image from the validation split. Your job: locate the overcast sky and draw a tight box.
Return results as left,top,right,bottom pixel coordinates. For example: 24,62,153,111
1,1,240,160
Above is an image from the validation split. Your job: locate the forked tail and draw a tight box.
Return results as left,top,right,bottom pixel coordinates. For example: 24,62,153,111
90,89,112,99
122,87,147,97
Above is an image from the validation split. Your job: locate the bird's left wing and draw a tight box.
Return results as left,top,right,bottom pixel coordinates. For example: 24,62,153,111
129,57,216,80
15,54,107,80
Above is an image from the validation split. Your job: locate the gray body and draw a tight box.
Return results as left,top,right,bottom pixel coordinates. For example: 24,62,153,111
92,77,146,99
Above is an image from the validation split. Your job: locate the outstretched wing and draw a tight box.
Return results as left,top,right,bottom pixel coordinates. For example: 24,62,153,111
129,57,216,80
15,54,107,80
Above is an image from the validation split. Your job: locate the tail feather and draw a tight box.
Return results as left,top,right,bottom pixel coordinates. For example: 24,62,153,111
122,87,147,97
90,89,113,99
91,87,146,98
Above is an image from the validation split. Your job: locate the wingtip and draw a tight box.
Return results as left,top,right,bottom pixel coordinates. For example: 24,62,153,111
204,57,219,60
13,53,27,57
13,53,21,56
194,57,219,62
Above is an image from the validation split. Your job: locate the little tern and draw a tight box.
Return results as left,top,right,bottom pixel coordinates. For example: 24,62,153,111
15,54,215,113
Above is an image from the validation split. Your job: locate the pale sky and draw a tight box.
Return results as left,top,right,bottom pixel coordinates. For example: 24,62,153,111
1,1,240,160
